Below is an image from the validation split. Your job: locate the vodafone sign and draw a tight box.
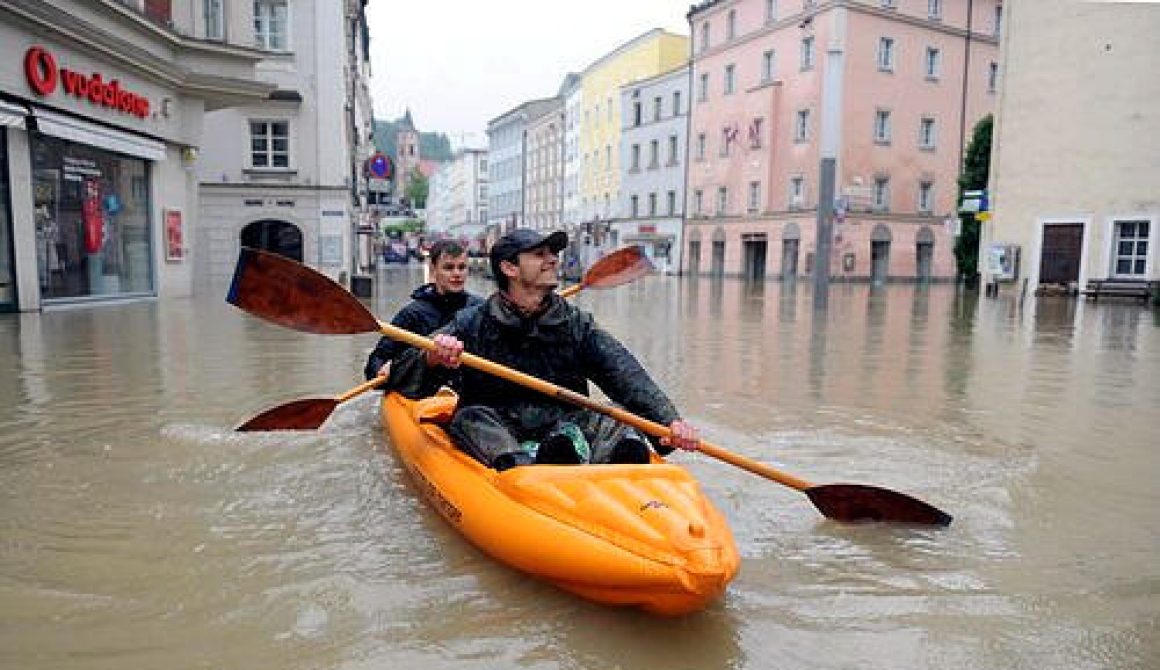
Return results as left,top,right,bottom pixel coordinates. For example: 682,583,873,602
24,46,151,119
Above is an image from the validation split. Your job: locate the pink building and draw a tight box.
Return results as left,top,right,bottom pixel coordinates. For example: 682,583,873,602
685,0,1000,282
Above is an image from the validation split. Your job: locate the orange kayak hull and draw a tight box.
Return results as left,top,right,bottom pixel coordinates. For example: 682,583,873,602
381,392,739,615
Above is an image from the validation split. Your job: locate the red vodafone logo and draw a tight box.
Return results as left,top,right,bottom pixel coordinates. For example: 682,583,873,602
23,46,152,119
24,46,57,96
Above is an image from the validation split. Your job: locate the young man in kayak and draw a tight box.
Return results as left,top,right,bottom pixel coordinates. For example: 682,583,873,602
364,239,483,384
388,228,700,470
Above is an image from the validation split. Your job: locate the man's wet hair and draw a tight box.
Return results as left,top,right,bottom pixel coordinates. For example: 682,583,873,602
428,240,466,265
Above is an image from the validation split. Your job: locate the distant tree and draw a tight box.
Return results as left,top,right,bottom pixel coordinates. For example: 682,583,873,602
954,114,993,286
405,168,429,209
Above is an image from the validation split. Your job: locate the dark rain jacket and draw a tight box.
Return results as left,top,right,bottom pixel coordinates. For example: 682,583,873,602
363,284,482,381
388,292,681,454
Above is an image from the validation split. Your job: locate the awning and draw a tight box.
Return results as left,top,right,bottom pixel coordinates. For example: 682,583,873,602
0,100,28,128
31,108,167,161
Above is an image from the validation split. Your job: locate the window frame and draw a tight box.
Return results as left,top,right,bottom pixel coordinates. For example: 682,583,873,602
253,0,290,51
249,119,291,168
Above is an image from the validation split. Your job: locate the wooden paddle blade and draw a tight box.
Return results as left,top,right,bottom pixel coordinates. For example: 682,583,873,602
236,398,339,431
226,247,380,335
805,484,953,526
584,245,655,289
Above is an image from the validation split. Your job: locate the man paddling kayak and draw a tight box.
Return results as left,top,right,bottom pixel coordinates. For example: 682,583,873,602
388,228,699,470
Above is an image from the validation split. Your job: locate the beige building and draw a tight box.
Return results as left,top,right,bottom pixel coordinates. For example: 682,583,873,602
524,98,564,232
984,1,1159,294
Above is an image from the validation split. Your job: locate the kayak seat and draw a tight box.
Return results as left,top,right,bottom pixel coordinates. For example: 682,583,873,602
414,387,459,425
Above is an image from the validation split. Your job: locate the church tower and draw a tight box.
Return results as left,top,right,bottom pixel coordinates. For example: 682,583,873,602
395,109,420,204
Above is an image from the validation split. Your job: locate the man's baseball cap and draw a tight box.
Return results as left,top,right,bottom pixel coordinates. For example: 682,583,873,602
489,228,568,278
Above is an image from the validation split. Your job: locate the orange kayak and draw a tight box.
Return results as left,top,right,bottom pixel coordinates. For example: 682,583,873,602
381,390,740,615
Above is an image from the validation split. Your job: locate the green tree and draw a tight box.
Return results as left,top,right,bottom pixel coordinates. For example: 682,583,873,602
405,168,429,209
954,114,993,286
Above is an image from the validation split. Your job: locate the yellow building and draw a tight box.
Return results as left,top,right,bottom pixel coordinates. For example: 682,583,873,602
577,29,688,228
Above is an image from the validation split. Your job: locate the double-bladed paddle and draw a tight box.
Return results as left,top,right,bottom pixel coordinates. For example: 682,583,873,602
235,245,655,431
227,247,952,526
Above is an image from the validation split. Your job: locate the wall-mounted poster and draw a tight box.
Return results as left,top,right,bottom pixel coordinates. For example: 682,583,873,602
164,208,183,261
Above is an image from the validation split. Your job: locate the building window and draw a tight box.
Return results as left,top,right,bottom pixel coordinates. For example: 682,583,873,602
766,0,778,23
716,187,728,216
881,0,896,8
761,50,775,83
918,181,934,213
698,72,710,102
694,189,704,215
988,62,999,92
648,192,658,216
204,0,224,39
630,144,641,171
1114,220,1150,276
925,47,941,79
727,9,737,40
724,64,736,95
479,158,488,172
874,109,892,144
701,21,710,52
748,181,761,213
878,37,895,72
250,120,290,167
794,109,810,142
927,0,942,20
994,5,1002,36
630,195,639,218
919,117,936,149
649,140,659,168
790,176,805,209
673,90,682,116
254,0,289,51
633,100,642,127
667,190,677,216
801,36,814,70
668,134,679,165
696,132,706,160
749,117,764,148
873,177,890,211
31,135,154,300
605,145,611,169
653,96,663,121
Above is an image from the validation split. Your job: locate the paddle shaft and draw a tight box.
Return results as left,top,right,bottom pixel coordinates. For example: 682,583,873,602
380,322,815,491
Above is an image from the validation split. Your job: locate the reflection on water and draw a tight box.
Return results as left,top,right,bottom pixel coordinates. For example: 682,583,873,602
0,270,1157,669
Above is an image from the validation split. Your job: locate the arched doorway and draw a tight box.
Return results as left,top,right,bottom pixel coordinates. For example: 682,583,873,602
871,224,892,285
915,225,935,282
781,222,800,280
711,226,726,277
241,219,303,262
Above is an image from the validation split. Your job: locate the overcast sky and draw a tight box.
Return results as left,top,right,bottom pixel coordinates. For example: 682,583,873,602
364,1,690,149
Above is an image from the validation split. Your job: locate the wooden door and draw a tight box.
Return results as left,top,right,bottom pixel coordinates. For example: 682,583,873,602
1039,223,1083,284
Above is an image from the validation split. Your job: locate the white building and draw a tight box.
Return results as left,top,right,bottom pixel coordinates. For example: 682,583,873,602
617,65,688,274
427,148,489,245
983,1,1159,295
197,0,375,285
0,0,272,311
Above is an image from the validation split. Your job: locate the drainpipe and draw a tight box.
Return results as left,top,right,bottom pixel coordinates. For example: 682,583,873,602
813,8,846,300
959,0,974,173
681,7,696,276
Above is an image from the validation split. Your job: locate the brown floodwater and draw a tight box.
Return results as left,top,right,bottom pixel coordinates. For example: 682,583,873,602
1,267,1157,670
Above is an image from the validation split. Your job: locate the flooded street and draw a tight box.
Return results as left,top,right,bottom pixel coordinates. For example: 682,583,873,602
1,267,1157,670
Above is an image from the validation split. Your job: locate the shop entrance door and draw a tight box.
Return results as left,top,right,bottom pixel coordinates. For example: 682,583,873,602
0,132,14,311
241,220,303,262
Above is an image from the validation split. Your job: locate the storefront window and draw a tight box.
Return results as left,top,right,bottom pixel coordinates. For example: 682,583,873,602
32,135,152,300
1,131,15,309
